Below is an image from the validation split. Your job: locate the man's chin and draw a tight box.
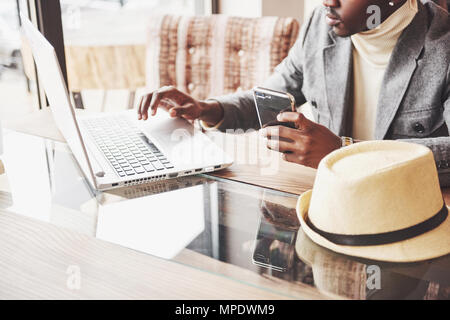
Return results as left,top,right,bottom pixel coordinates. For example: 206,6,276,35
332,25,352,37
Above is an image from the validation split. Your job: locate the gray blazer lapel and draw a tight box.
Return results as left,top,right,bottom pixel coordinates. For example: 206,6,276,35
374,5,428,140
323,31,354,136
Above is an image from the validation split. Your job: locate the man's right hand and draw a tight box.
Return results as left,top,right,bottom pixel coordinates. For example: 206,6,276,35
137,86,224,127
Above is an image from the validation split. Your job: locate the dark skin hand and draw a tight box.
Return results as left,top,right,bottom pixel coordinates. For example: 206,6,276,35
137,86,224,127
137,88,344,169
138,0,409,168
259,0,406,167
261,112,342,169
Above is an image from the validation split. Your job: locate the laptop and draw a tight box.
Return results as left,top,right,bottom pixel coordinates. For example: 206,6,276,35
21,15,233,191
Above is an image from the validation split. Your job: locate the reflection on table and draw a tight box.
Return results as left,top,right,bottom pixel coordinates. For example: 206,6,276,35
1,130,450,300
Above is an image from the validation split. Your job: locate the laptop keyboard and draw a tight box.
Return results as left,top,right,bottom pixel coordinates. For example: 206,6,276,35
81,116,174,178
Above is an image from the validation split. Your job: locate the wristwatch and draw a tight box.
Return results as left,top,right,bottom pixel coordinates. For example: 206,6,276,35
341,136,354,148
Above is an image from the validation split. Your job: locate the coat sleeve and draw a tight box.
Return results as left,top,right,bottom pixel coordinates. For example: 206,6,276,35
399,64,450,187
209,9,317,131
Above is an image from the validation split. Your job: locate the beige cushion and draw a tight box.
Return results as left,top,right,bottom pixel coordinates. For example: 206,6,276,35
146,14,300,100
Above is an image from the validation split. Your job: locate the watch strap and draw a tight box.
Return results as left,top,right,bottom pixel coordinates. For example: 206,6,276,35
341,136,354,148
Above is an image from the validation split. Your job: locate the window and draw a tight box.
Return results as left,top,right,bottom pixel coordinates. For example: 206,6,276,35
0,0,39,120
60,0,210,111
0,0,213,121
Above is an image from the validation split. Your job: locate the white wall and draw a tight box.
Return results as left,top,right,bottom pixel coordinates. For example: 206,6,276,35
219,0,303,21
219,0,262,17
218,0,322,21
261,0,304,22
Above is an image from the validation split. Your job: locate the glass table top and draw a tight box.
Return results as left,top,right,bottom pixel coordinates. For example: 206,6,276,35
1,130,450,300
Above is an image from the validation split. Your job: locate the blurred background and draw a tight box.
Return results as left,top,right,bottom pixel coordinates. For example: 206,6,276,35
0,0,320,121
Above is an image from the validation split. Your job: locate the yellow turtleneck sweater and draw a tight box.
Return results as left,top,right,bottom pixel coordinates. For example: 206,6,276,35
351,0,418,141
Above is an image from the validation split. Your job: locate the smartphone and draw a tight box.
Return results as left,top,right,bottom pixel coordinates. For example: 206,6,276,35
252,215,297,272
252,87,296,129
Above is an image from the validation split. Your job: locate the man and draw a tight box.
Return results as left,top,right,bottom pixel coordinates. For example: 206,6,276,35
138,0,450,186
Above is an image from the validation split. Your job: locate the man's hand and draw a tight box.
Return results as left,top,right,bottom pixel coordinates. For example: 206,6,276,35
137,86,224,126
261,112,341,169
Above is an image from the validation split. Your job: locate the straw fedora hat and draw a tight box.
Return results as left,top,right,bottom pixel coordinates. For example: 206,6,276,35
296,140,450,262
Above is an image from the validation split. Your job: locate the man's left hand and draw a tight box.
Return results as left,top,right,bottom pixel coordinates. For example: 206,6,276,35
261,112,342,169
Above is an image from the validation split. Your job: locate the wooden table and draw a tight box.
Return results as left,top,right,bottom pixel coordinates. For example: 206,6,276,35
0,109,332,299
1,109,449,299
0,208,301,299
3,109,448,202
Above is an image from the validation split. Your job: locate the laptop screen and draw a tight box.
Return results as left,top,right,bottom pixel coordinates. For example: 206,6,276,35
20,15,96,188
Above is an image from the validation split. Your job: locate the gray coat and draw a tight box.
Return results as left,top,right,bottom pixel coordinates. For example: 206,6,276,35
214,1,450,186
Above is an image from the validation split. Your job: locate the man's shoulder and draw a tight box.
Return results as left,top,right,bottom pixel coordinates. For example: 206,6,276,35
423,1,449,35
422,1,449,60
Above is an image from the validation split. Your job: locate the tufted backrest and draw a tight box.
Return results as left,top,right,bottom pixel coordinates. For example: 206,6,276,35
146,15,300,100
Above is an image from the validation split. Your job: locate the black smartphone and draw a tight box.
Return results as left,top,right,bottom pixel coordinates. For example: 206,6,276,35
252,87,296,129
252,215,297,272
